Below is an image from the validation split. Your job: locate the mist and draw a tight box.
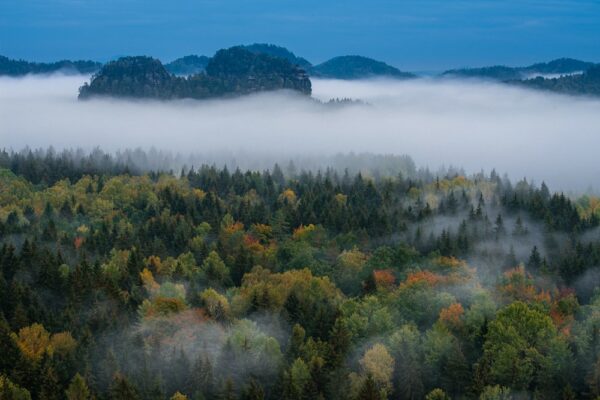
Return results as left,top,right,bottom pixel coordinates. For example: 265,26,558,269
1,74,600,192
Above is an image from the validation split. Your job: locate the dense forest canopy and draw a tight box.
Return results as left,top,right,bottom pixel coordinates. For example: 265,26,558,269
1,148,600,400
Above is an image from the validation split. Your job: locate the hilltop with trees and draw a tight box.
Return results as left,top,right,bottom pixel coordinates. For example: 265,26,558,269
310,55,415,80
79,47,312,100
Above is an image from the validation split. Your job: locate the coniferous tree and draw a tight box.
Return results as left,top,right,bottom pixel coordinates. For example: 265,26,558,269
356,375,379,400
65,373,91,400
110,375,140,400
527,246,542,270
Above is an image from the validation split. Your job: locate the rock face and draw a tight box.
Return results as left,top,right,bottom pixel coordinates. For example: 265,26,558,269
78,48,311,100
0,55,101,76
310,55,415,80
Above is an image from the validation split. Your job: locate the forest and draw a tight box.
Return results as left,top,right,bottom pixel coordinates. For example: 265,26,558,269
0,148,599,400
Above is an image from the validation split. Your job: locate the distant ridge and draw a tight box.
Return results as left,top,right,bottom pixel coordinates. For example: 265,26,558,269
6,49,600,98
310,55,415,80
0,55,101,76
442,65,521,80
524,58,595,74
442,58,596,80
513,65,600,96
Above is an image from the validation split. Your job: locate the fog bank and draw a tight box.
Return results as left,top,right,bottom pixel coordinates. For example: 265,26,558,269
1,74,599,191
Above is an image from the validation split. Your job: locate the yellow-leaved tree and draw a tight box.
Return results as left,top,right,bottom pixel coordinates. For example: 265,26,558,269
357,343,395,398
11,323,77,362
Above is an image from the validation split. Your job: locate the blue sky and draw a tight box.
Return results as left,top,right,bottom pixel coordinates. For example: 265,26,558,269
1,0,599,71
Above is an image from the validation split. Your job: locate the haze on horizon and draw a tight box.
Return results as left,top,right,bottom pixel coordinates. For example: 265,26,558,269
1,0,600,71
1,74,599,193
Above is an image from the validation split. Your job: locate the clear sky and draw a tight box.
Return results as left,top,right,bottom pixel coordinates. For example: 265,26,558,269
1,0,599,71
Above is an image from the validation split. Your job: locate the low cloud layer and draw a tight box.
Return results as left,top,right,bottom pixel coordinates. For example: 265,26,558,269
1,74,599,192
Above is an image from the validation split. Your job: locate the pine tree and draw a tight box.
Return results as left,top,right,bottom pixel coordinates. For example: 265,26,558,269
287,324,305,362
192,355,214,399
425,388,450,400
585,358,600,398
39,358,61,400
504,246,518,270
220,378,236,400
328,318,351,367
0,314,23,378
356,375,379,400
172,348,193,396
65,373,90,400
147,375,166,400
494,214,505,239
512,216,528,236
231,246,252,286
0,375,32,400
110,374,140,400
527,246,542,270
241,379,264,400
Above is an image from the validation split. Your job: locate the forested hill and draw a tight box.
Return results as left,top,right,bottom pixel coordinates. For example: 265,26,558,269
525,58,595,75
310,55,415,80
442,65,522,81
79,47,312,100
0,55,101,76
513,65,600,96
164,55,210,76
442,57,596,80
441,58,600,96
1,148,600,399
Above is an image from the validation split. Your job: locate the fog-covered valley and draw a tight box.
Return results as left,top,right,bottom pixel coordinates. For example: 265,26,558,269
2,74,600,192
